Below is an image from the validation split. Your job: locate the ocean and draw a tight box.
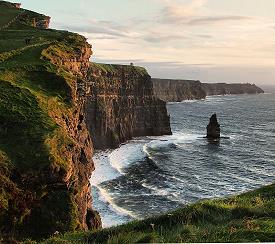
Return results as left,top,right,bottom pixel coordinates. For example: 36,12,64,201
90,93,275,228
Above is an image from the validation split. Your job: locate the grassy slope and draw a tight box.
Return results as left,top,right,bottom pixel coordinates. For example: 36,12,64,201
0,1,90,240
44,184,275,243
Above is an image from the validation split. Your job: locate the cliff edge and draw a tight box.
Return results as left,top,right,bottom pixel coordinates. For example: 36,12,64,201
0,2,100,240
85,64,172,149
0,1,172,240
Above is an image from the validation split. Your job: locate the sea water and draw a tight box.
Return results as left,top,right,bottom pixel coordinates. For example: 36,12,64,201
90,93,275,227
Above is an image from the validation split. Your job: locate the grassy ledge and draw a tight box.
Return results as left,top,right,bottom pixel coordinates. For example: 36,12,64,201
43,183,275,243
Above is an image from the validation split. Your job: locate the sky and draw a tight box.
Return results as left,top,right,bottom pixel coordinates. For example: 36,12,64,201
18,0,275,85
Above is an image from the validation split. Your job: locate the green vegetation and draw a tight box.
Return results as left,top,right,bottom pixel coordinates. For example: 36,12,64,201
0,1,91,241
44,183,275,243
0,1,24,27
90,62,148,76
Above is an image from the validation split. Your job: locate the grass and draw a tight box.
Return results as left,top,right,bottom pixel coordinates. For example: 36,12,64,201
43,183,275,243
0,2,92,240
0,1,24,27
90,62,148,76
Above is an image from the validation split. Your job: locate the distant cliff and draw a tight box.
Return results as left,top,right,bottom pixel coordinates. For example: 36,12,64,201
152,78,264,102
85,64,172,149
152,78,206,102
202,83,264,96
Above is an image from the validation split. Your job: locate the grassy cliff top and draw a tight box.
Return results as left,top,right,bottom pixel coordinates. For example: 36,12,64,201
0,2,92,239
45,183,275,243
90,62,149,76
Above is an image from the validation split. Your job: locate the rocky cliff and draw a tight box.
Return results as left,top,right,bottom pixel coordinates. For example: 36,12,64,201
152,78,264,102
0,2,172,241
85,64,172,149
152,78,206,102
202,83,264,96
0,3,101,240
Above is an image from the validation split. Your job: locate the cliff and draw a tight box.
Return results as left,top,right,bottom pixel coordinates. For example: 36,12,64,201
85,63,172,149
152,78,264,102
152,78,206,102
0,3,100,240
0,2,172,241
202,83,264,96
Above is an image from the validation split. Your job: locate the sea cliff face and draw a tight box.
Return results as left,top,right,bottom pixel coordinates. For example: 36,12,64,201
152,78,264,102
152,78,206,102
85,64,172,149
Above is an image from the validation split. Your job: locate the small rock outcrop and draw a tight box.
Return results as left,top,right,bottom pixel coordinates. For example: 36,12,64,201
207,114,221,139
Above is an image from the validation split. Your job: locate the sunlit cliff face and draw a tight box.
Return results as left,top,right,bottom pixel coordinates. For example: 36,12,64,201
20,0,275,85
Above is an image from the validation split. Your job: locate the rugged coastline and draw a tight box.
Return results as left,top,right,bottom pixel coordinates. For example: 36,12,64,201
152,78,264,102
0,1,273,243
0,1,171,240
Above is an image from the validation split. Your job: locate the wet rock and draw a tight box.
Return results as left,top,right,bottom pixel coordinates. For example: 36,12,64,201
207,114,221,139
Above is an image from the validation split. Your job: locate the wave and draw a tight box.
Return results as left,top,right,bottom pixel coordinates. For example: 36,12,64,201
108,142,148,174
92,185,135,228
90,152,122,186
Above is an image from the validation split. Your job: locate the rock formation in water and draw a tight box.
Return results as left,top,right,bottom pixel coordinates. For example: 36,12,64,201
152,79,264,102
85,64,172,149
206,114,221,139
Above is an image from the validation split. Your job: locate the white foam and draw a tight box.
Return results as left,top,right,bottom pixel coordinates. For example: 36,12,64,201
90,151,121,186
96,185,138,219
108,142,147,174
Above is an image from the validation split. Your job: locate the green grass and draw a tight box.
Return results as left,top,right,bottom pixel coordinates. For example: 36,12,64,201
90,62,148,76
0,2,92,240
0,1,24,27
43,183,275,243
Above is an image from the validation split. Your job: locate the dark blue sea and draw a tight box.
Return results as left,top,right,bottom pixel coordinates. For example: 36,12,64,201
90,93,275,227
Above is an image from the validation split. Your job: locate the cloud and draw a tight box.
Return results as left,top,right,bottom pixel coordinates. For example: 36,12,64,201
159,0,252,26
160,0,207,23
58,19,130,39
142,32,187,43
188,15,252,25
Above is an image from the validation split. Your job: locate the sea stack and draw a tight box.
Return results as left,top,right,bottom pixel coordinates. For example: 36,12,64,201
207,114,221,139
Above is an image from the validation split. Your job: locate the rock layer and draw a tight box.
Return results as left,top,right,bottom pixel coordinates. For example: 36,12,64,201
85,64,172,149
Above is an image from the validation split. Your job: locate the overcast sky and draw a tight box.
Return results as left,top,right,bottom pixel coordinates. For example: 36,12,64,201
19,0,275,85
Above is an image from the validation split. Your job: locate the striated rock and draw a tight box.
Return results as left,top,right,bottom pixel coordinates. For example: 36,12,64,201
152,78,206,102
207,114,221,139
85,64,172,149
